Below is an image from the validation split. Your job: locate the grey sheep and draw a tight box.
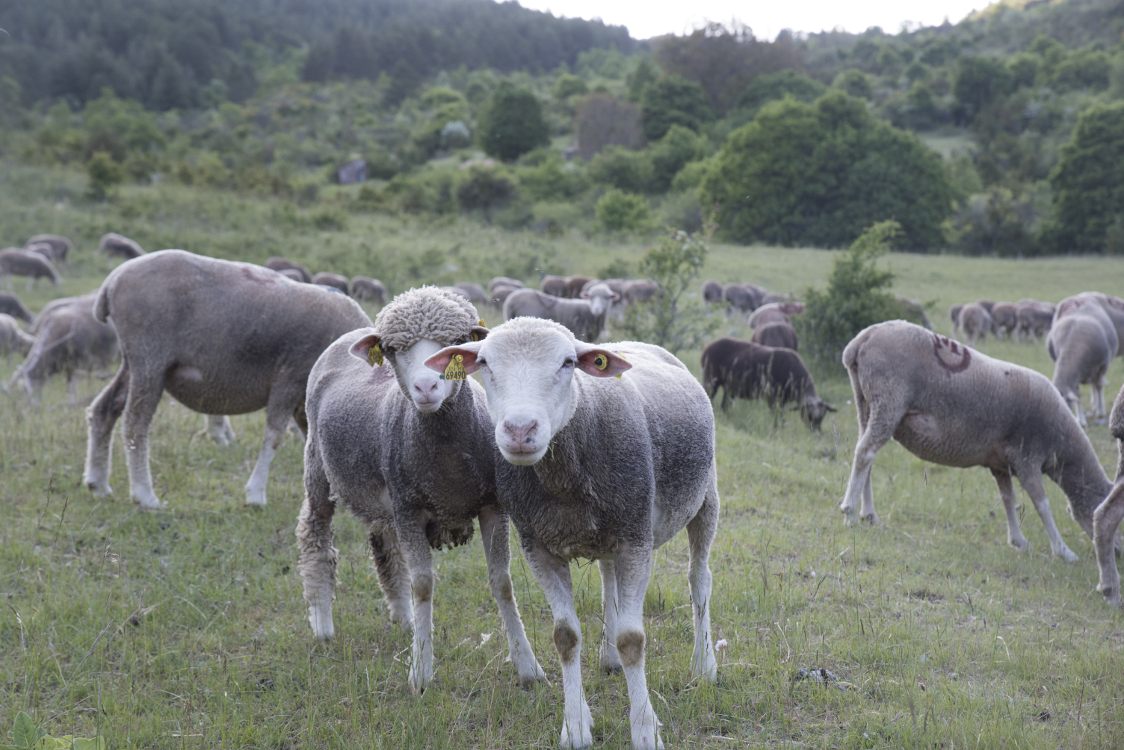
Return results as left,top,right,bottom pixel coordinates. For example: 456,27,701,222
990,302,1018,338
958,302,992,346
312,272,350,295
455,282,489,305
489,283,520,307
539,274,568,297
1047,306,1118,427
1016,299,1054,341
0,312,35,363
83,250,372,509
748,301,804,329
1093,384,1124,605
296,287,544,694
425,317,719,750
0,249,62,290
278,268,307,283
487,276,523,294
751,320,798,350
351,275,387,304
722,282,764,316
702,279,724,304
264,256,312,283
26,234,72,263
841,321,1113,562
0,292,34,324
504,283,619,343
98,233,146,261
949,304,963,335
896,297,932,330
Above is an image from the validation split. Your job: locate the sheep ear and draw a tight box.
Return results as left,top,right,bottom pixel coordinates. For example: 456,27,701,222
574,345,631,378
580,290,590,299
425,342,483,379
824,402,838,412
467,325,489,342
350,333,385,367
610,292,621,301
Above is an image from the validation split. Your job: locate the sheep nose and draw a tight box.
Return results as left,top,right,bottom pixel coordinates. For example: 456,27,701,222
414,379,439,397
503,419,538,445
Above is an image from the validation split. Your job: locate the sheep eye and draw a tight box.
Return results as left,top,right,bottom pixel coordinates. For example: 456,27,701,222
563,358,575,368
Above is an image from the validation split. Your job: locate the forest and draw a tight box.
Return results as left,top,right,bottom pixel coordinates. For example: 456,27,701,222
0,0,1122,254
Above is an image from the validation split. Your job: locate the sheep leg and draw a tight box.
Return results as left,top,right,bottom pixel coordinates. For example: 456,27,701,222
368,496,413,629
598,558,622,673
522,542,593,750
614,543,662,750
121,371,165,509
1093,482,1124,606
296,449,338,640
244,400,292,506
395,517,436,695
84,361,130,497
991,468,1028,550
67,371,78,406
686,474,719,683
840,408,897,525
205,415,236,446
478,506,544,686
1016,472,1078,561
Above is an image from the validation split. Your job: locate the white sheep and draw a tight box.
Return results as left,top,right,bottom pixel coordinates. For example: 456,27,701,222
958,302,992,346
841,321,1113,562
1093,384,1124,605
1046,306,1118,427
425,317,719,750
503,283,619,342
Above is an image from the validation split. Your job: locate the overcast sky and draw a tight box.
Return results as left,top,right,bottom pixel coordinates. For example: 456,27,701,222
514,0,999,40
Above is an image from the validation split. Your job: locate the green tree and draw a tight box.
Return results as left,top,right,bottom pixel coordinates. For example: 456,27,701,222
86,151,124,199
736,70,826,115
1045,102,1124,254
953,57,1014,124
700,91,952,250
595,189,652,232
477,82,550,162
833,69,872,99
640,75,715,141
626,59,658,102
552,74,588,100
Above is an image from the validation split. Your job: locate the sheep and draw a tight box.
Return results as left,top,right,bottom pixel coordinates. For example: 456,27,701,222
582,278,627,297
278,268,307,282
722,282,762,316
540,275,568,297
11,293,117,404
761,291,795,305
0,313,35,363
751,320,798,350
840,320,1114,562
747,301,804,330
990,302,1018,338
490,283,520,307
622,280,658,305
0,292,34,325
1067,292,1124,351
1016,299,1054,341
312,272,349,295
978,299,996,314
949,304,963,335
958,302,992,346
27,242,64,265
297,287,544,693
423,317,719,750
98,233,145,261
1047,307,1118,427
503,283,619,343
455,282,489,306
264,256,312,283
26,234,72,263
488,276,523,294
83,249,372,509
565,275,594,298
351,275,386,304
0,249,61,290
896,297,932,330
702,280,723,304
701,337,834,428
1092,384,1124,605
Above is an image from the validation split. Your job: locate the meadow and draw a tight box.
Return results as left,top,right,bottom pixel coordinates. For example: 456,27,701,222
2,163,1124,749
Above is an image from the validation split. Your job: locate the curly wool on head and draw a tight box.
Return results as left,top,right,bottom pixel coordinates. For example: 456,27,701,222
373,286,480,351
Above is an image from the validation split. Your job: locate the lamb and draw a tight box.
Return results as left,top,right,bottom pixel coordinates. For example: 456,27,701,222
540,275,568,297
0,313,35,363
488,276,523,294
503,283,619,343
83,250,372,509
98,233,145,261
949,304,963,335
424,317,719,750
26,234,72,264
0,292,34,324
840,320,1114,562
0,249,62,290
312,272,349,295
702,280,724,304
1046,306,1118,426
990,302,1018,338
264,256,312,283
701,337,834,428
296,287,543,693
748,301,804,329
350,275,386,304
958,302,992,346
751,320,798,350
1016,299,1054,341
1092,384,1124,605
12,293,117,404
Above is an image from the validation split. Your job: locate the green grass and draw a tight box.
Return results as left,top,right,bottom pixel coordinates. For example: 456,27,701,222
2,163,1124,748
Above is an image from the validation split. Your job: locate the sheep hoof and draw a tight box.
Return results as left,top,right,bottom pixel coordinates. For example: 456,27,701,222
602,662,623,675
85,480,113,498
1009,536,1029,551
860,513,879,526
245,493,267,507
1058,548,1079,562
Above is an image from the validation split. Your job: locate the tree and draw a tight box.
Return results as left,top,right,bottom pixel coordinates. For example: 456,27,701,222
595,189,651,232
833,69,872,99
640,75,715,141
477,82,550,162
86,151,124,199
552,74,588,100
700,91,952,250
1045,102,1124,254
735,70,826,114
953,57,1014,124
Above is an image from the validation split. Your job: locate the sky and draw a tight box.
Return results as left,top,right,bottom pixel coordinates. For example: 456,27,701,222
514,0,1001,40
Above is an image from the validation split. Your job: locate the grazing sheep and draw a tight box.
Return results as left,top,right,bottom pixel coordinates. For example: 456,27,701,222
0,249,62,290
540,275,568,297
990,302,1018,338
0,313,35,363
761,291,794,305
312,272,349,295
488,276,524,294
0,292,34,324
297,287,544,693
1046,312,1117,427
565,275,594,299
896,297,932,330
12,294,117,404
264,256,312,283
840,321,1113,562
83,250,372,509
1016,299,1054,341
424,317,719,750
455,282,489,306
1093,384,1124,605
622,280,658,305
504,283,619,343
278,268,307,282
98,233,145,261
949,304,963,335
27,242,63,265
978,300,996,314
351,275,387,304
751,320,798,351
490,283,520,307
748,301,804,330
722,282,763,316
26,234,72,263
1060,292,1124,353
701,337,834,428
958,302,992,346
702,280,724,304
582,278,627,297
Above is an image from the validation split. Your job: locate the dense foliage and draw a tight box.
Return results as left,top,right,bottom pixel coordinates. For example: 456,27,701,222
477,83,550,162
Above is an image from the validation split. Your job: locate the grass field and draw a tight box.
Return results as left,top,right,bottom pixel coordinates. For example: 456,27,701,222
2,163,1124,749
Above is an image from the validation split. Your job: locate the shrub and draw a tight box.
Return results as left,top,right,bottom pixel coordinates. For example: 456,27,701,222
553,74,589,100
477,82,550,162
457,166,517,220
943,188,1038,257
596,189,651,232
587,146,653,194
640,75,715,141
86,150,123,199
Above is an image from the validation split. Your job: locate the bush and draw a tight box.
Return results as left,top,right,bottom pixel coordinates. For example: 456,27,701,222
86,150,123,199
457,166,517,220
477,82,550,162
587,146,653,194
553,74,589,100
943,188,1039,257
596,189,652,232
640,75,715,141
573,93,645,160
796,221,907,368
833,69,872,99
736,70,826,115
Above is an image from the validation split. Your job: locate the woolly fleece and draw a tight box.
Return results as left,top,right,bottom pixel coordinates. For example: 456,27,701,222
373,286,479,351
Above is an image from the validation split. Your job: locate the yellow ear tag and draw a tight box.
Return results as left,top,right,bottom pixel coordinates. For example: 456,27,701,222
368,344,384,367
594,354,608,370
478,319,486,327
443,354,467,381
469,331,480,342
612,351,626,379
